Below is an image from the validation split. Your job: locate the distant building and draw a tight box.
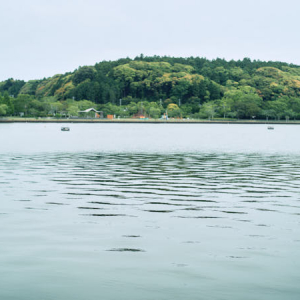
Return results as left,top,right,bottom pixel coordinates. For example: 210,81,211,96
132,112,146,119
78,108,103,118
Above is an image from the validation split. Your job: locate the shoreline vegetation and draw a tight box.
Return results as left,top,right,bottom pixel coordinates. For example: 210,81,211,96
1,117,300,124
2,55,300,122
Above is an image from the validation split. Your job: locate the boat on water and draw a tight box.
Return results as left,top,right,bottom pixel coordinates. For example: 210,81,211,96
267,126,274,130
61,127,70,131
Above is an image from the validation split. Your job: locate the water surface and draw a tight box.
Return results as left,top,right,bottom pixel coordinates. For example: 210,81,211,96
0,123,300,300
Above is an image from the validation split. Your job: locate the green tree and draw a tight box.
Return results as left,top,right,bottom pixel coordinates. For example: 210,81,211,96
67,105,79,117
0,104,8,116
2,92,14,115
13,94,33,116
127,102,138,115
217,99,231,118
73,66,96,85
149,107,161,119
199,102,217,119
168,108,182,118
267,99,288,120
234,94,261,119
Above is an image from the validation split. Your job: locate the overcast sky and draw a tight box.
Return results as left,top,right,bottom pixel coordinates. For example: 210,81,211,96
0,0,299,81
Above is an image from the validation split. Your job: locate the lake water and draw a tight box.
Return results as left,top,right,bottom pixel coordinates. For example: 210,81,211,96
1,123,300,300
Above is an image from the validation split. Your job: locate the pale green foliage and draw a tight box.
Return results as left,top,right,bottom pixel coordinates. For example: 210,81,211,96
167,103,179,111
199,102,217,119
67,105,79,117
0,104,8,115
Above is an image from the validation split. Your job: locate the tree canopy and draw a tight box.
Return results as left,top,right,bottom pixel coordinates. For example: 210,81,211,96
1,55,300,120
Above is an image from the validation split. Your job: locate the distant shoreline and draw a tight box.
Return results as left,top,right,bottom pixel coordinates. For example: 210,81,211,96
1,118,300,125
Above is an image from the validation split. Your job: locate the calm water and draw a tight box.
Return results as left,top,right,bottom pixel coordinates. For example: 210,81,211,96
1,123,300,300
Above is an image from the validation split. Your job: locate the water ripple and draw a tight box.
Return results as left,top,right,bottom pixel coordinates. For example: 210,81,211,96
1,152,300,224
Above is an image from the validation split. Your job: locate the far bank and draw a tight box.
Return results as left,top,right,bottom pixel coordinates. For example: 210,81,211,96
1,117,300,125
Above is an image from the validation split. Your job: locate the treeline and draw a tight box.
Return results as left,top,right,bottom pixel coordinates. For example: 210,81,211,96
1,55,300,120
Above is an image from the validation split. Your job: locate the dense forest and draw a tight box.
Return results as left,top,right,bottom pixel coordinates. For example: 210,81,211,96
1,55,300,120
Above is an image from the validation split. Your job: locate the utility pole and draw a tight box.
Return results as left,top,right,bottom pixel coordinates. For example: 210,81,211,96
119,98,122,106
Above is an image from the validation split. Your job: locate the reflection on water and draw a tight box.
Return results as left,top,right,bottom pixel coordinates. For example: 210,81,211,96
1,151,300,299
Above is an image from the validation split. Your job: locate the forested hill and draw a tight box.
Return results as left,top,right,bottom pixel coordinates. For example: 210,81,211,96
1,55,300,119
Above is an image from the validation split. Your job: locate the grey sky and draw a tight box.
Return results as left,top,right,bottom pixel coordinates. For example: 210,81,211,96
0,0,299,81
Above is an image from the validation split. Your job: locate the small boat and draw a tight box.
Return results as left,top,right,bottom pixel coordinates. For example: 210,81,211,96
61,127,70,131
267,126,274,130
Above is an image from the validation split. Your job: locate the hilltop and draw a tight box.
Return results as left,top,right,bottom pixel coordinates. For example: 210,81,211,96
1,55,300,120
